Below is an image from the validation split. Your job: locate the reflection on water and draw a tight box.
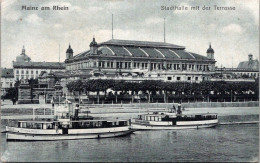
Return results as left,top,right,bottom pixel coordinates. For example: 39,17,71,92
1,115,259,162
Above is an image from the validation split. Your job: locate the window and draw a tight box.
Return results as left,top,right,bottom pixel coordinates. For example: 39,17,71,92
177,64,180,70
26,70,29,74
142,63,145,69
31,70,34,74
125,62,128,69
167,77,172,80
195,77,198,80
16,70,19,74
177,77,181,81
134,62,137,68
10,83,12,87
128,62,131,68
36,71,38,74
21,70,24,74
188,77,191,80
107,62,110,68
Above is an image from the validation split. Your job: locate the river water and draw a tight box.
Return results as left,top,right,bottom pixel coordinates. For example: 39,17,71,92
1,108,259,162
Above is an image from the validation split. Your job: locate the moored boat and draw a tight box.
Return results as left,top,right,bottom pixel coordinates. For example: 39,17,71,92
131,103,218,130
6,101,133,141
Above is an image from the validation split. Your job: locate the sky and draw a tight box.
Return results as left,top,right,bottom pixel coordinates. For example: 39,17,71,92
1,0,259,68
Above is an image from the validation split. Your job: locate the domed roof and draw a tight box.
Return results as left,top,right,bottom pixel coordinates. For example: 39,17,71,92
66,44,73,53
206,44,214,53
89,37,98,46
16,46,31,62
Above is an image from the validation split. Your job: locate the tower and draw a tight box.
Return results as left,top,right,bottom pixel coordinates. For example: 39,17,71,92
90,37,98,55
16,46,31,62
248,54,253,61
206,44,214,60
66,44,73,59
22,45,25,55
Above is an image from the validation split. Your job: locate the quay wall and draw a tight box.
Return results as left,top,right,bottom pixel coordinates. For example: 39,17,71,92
86,101,259,108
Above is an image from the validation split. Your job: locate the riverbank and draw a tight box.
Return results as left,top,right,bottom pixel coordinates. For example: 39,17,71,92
1,100,259,109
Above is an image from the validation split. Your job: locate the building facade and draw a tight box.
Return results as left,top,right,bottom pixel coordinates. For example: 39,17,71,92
215,54,259,81
1,68,15,96
65,38,216,82
13,46,66,81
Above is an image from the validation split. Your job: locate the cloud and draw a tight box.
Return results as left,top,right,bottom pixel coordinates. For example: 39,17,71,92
25,14,43,24
54,24,63,30
221,24,244,34
232,0,259,26
2,0,21,22
145,17,164,25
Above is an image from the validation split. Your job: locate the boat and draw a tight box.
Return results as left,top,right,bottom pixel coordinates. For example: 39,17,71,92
5,101,134,141
131,103,218,130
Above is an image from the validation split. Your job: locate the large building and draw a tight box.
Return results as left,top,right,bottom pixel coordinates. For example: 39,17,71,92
215,54,259,81
13,46,66,81
1,68,15,96
64,38,216,82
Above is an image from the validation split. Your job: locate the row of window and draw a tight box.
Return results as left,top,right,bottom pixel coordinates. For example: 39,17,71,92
16,75,38,80
0,82,13,87
234,72,259,77
67,60,212,71
167,76,200,81
16,70,39,74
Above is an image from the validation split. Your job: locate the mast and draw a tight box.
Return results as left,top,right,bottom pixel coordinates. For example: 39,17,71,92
59,43,60,62
164,18,165,43
112,14,114,39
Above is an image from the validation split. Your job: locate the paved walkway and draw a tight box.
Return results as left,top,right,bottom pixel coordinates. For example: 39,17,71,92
1,115,55,120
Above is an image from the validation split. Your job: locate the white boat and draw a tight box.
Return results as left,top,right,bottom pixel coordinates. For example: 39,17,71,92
6,101,133,141
131,104,218,130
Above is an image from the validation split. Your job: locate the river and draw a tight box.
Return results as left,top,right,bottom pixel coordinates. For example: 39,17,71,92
1,107,259,162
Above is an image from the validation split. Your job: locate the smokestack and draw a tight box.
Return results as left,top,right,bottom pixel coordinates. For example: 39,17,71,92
75,104,79,119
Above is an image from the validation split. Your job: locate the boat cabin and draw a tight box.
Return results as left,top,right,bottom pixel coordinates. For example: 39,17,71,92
18,121,55,129
137,112,217,122
17,119,130,130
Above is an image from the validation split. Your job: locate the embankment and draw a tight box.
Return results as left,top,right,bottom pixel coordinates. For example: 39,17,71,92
86,101,259,108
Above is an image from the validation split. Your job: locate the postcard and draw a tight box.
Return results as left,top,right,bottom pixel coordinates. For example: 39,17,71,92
1,0,259,162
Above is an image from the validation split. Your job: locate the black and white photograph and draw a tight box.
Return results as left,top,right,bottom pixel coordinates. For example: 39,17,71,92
1,0,259,162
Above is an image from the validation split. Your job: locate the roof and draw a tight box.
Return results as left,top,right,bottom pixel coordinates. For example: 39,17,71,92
1,68,14,78
90,38,98,46
13,62,65,69
237,60,259,71
206,44,214,53
66,45,73,53
69,40,210,61
96,45,209,60
99,39,185,49
67,39,212,61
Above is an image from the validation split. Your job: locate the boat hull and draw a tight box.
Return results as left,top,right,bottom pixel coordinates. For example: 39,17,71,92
6,126,134,141
131,119,218,130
